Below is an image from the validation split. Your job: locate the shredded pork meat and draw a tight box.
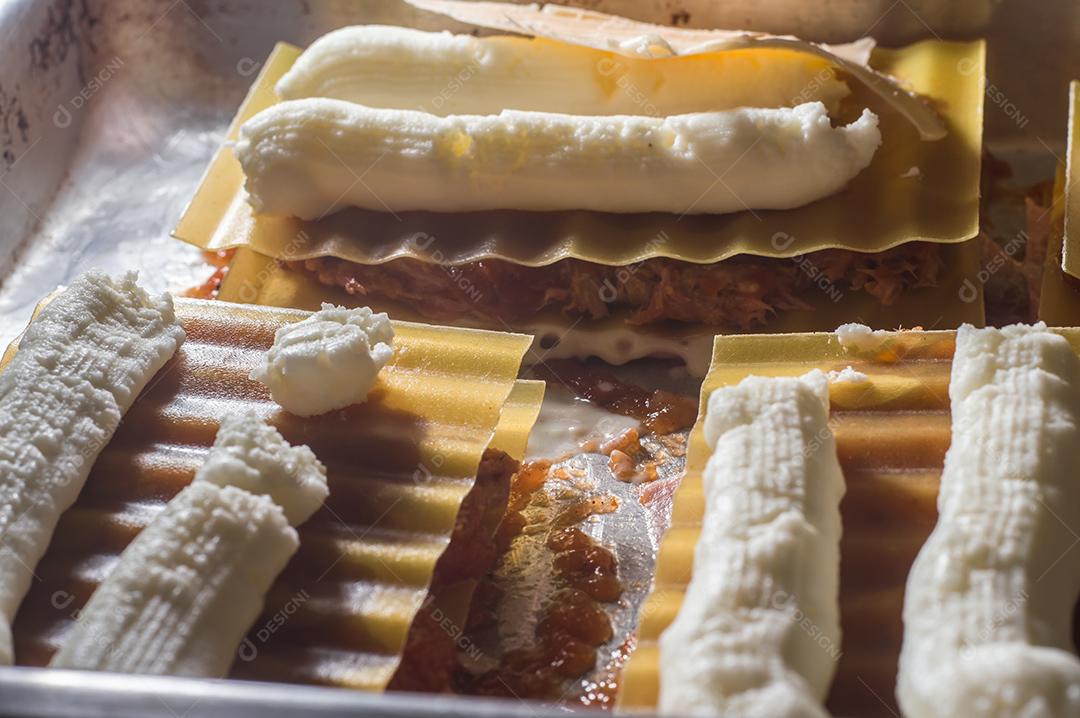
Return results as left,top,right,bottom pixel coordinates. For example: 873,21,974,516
290,243,943,330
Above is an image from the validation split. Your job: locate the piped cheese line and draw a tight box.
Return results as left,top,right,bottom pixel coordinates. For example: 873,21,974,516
658,371,845,717
277,25,851,117
897,323,1080,718
0,271,184,665
235,99,880,217
404,0,946,141
49,482,298,676
50,414,328,675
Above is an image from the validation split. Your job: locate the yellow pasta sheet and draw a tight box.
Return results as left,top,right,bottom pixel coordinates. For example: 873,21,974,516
9,297,540,692
1060,81,1080,280
492,380,546,462
619,326,1080,717
173,39,984,267
1041,81,1080,324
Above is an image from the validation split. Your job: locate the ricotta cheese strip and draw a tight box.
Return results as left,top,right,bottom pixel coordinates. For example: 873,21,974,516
50,414,328,675
249,303,394,417
276,25,850,117
402,0,946,141
658,371,845,717
897,323,1080,718
49,482,298,676
0,271,185,665
234,99,880,217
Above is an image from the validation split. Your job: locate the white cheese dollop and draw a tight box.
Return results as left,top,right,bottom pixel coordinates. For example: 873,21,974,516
250,303,394,417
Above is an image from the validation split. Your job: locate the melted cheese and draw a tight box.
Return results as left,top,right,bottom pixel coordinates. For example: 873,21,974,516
235,99,880,217
659,370,845,717
276,25,850,117
0,271,184,665
897,323,1080,717
249,303,394,417
523,385,640,461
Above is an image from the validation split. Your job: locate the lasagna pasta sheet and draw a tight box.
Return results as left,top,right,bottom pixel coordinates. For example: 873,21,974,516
174,39,984,267
1060,81,1080,281
408,0,875,64
1041,81,1080,324
619,327,1080,718
9,298,539,692
491,380,547,462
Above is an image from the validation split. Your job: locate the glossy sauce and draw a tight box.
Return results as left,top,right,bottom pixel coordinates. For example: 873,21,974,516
183,250,235,300
579,637,635,709
531,359,697,434
461,461,624,701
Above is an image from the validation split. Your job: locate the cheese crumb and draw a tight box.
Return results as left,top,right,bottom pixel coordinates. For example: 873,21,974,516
827,365,869,384
251,303,394,417
835,322,888,352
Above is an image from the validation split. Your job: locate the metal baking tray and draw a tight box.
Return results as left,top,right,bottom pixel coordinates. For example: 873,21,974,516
0,0,1074,715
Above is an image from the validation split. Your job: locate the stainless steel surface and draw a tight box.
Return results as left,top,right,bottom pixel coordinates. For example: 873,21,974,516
0,666,553,718
0,0,1074,715
0,0,82,281
471,442,684,700
0,0,449,349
